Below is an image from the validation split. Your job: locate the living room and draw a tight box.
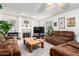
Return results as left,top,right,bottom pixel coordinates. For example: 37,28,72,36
0,3,79,56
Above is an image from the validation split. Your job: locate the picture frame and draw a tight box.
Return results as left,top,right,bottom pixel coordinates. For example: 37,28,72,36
24,20,29,24
54,22,57,27
58,17,65,29
23,20,30,28
67,17,75,27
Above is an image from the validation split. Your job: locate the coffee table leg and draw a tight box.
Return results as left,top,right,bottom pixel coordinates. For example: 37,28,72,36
29,45,32,53
24,39,25,44
41,42,44,48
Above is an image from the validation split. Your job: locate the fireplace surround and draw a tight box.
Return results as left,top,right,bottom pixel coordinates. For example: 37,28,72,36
23,32,31,38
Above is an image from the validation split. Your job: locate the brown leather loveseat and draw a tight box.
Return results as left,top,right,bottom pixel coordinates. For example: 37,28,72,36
45,31,75,45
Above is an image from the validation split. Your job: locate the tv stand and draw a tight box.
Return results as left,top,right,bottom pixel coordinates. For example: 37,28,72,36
33,33,44,39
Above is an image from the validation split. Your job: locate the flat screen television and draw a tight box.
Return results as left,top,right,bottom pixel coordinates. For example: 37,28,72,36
34,27,44,33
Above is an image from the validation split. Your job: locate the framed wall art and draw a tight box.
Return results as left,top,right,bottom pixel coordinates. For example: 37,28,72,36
54,22,57,27
23,20,30,28
67,17,75,27
58,17,65,29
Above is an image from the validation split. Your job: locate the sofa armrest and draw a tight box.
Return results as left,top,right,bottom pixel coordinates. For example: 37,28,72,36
50,48,63,56
50,48,55,56
67,41,79,49
50,46,70,56
0,48,13,56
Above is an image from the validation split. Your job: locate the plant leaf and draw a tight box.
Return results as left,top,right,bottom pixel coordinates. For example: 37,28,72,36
0,4,2,9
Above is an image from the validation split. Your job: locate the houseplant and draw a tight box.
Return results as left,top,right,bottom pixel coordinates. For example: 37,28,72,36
0,4,2,9
0,20,12,36
46,25,54,36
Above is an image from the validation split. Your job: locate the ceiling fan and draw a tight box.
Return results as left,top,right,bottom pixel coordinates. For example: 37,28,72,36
0,4,2,9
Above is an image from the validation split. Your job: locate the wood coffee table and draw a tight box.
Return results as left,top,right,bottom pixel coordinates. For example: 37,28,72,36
24,38,44,53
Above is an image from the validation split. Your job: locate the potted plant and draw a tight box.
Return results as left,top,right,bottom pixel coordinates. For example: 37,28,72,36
0,4,2,9
46,25,54,36
0,20,12,36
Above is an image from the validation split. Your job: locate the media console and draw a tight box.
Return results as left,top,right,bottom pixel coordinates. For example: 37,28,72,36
33,27,45,38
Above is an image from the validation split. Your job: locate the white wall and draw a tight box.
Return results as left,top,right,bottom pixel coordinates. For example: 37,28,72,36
43,8,79,41
0,12,40,38
1,7,79,41
18,17,39,38
0,14,19,32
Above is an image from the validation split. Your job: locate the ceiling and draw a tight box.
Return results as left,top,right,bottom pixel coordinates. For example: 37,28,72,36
1,3,79,19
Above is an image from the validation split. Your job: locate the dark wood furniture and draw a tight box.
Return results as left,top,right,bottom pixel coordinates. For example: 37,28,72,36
7,32,19,39
23,33,31,38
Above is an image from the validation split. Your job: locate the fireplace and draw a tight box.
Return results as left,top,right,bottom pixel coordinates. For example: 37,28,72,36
22,29,31,38
23,32,31,38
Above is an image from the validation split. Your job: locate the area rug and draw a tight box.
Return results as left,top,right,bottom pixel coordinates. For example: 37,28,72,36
18,39,54,56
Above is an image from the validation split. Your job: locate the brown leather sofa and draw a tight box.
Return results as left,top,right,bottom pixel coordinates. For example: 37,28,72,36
45,31,75,45
50,41,79,56
0,36,21,56
45,31,79,56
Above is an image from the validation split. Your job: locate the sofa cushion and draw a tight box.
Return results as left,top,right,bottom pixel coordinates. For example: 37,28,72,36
59,36,73,41
0,36,5,42
53,43,79,56
59,31,74,37
52,38,65,45
2,39,13,47
53,31,60,36
67,41,79,49
45,31,75,45
0,49,12,56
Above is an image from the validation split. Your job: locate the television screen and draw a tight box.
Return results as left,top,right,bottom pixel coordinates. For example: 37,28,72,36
34,27,44,33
